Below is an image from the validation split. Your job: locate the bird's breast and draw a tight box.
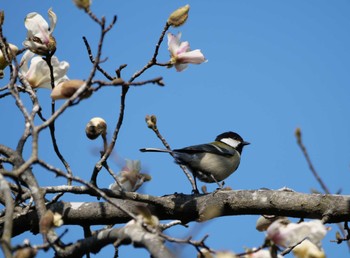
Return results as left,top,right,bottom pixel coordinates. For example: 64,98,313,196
196,152,241,182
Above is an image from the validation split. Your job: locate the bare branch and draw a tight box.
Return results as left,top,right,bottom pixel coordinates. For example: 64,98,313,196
5,190,350,237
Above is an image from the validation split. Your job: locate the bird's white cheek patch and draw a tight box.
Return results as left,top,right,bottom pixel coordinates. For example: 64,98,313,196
220,138,240,148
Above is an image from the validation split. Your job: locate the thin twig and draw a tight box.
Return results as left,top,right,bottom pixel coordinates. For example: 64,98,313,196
90,21,170,186
145,115,197,192
83,36,114,81
44,55,73,189
295,128,350,250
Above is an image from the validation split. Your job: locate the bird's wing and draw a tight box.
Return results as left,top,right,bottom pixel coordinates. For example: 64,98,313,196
174,143,235,156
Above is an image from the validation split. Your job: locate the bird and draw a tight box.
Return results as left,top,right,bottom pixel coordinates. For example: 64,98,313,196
140,131,249,193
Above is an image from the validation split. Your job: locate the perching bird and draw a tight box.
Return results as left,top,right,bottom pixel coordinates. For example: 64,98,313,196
140,131,249,192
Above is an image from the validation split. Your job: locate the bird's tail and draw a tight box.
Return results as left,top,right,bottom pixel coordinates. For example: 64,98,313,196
139,148,172,153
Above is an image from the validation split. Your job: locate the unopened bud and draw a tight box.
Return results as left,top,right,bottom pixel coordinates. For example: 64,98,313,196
167,5,190,27
85,117,107,140
0,43,18,69
112,77,124,85
135,205,159,227
51,79,91,100
39,210,54,235
13,247,37,258
256,215,287,232
53,212,63,227
145,115,157,130
47,35,56,54
295,127,302,141
335,231,342,243
73,0,91,10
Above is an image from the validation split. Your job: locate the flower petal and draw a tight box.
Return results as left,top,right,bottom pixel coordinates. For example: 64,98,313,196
177,49,206,64
174,63,188,72
176,41,190,55
48,8,57,34
20,50,35,74
167,32,181,56
21,54,69,89
24,12,50,44
25,56,52,88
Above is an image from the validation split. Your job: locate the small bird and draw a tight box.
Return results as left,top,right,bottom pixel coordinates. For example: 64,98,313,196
140,131,249,192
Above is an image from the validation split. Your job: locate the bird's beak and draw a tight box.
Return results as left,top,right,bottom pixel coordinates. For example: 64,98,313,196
242,141,250,146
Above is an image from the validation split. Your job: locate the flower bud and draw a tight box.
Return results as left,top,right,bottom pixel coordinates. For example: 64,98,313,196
85,117,107,140
13,247,37,258
51,79,91,100
295,127,302,141
256,215,288,232
53,212,63,227
167,5,190,27
73,0,92,10
47,35,57,54
0,43,18,69
39,210,54,235
145,115,157,130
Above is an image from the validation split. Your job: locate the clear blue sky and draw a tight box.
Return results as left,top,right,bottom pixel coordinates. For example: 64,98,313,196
1,1,350,257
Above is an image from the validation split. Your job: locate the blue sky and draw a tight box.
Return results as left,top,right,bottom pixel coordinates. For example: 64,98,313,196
1,1,350,257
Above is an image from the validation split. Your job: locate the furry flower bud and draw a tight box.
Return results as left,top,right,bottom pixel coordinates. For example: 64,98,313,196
167,5,190,27
145,115,157,130
73,0,91,10
51,79,91,100
85,117,107,140
0,43,18,69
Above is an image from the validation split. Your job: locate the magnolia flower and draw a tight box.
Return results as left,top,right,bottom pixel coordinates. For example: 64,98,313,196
167,32,206,72
23,8,57,55
266,219,327,248
109,160,151,192
20,50,69,89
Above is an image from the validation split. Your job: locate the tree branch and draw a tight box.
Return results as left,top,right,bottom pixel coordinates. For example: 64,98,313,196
4,190,350,237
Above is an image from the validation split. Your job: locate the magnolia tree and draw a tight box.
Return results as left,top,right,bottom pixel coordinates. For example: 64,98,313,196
0,1,349,258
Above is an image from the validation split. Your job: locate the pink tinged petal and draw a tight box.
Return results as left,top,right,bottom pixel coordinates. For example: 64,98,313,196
48,8,57,34
177,49,206,64
176,41,190,55
167,33,180,56
24,12,50,44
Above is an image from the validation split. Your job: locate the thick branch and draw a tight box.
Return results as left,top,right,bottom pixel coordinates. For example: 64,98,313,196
5,190,350,237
